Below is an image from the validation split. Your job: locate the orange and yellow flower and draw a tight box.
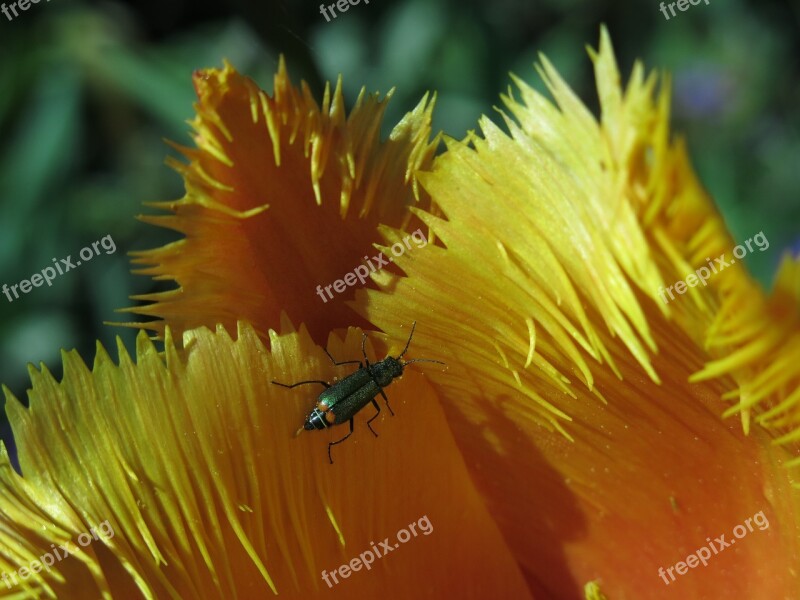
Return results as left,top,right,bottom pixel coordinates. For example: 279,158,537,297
1,27,799,599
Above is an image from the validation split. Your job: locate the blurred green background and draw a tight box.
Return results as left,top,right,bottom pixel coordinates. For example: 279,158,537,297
1,0,798,467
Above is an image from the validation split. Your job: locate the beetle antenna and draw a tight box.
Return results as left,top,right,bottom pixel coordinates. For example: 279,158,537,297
397,321,417,360
361,332,369,365
401,358,446,367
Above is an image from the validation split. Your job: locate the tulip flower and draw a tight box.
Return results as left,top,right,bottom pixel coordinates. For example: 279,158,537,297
1,27,798,599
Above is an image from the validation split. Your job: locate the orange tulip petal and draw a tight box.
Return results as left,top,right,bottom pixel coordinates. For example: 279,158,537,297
122,59,439,343
0,323,531,598
355,27,800,597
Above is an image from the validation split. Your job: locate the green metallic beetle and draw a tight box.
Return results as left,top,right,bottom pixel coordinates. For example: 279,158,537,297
272,322,444,463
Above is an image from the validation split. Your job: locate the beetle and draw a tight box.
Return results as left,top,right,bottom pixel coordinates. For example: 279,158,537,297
272,321,444,463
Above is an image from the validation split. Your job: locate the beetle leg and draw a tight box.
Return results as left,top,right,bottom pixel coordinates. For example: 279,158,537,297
366,398,382,436
272,379,330,389
322,332,372,369
323,347,363,368
328,418,355,464
379,388,395,416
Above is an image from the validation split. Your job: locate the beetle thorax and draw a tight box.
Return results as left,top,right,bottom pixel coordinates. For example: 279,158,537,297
370,357,404,387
